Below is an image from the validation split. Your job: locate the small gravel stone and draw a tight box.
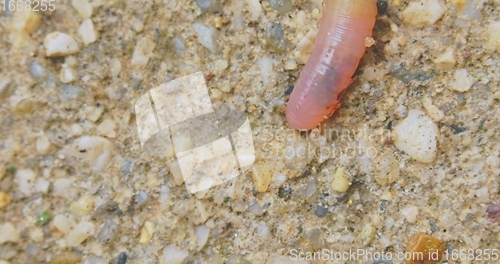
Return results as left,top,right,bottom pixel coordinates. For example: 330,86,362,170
448,68,475,92
267,0,293,14
15,169,37,196
78,19,97,46
401,206,419,223
44,32,80,57
36,134,51,154
97,119,117,138
422,97,445,122
192,23,217,53
245,0,263,21
194,225,210,250
487,202,500,223
486,22,500,52
0,191,12,210
53,178,74,198
77,136,113,173
360,224,376,245
162,245,189,264
331,167,350,193
83,255,107,264
393,110,438,163
139,221,154,244
374,151,400,186
98,220,119,244
315,205,328,218
434,48,456,70
67,221,95,247
94,201,122,219
0,222,20,244
266,22,287,53
117,252,128,264
71,0,93,18
59,65,77,84
194,0,220,12
131,37,156,66
405,233,445,264
251,162,271,193
401,0,445,26
37,211,52,226
53,214,72,234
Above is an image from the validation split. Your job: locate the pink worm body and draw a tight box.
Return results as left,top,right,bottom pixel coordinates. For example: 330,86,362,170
286,0,377,130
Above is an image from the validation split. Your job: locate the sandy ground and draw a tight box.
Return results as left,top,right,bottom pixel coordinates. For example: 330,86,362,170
0,0,499,263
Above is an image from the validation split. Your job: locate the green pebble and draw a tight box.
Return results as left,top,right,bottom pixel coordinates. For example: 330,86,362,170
37,211,51,226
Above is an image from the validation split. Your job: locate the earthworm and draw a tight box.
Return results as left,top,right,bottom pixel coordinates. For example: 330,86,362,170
286,0,378,130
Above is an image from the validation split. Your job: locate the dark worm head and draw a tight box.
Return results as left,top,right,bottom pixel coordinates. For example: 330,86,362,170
377,0,388,15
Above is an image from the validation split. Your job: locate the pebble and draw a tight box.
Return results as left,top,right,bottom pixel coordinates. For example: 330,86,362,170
422,97,445,122
36,134,51,154
29,227,44,242
267,0,293,14
284,59,297,70
117,252,128,264
192,23,218,53
433,48,456,70
374,151,400,186
59,65,77,84
10,10,41,48
44,32,80,57
68,195,95,215
67,221,95,247
94,201,122,219
78,19,97,46
331,167,350,193
97,119,117,138
53,178,74,198
401,206,419,223
37,210,52,226
245,0,263,21
173,37,186,56
486,22,500,52
53,214,72,234
314,205,328,218
0,222,20,244
36,178,49,194
110,58,122,77
401,0,445,26
194,0,219,12
360,224,376,245
393,110,438,163
71,0,93,18
15,169,37,196
77,136,113,173
139,221,154,244
83,255,107,264
162,245,189,264
98,220,119,244
134,190,149,208
448,68,475,92
131,37,156,66
251,162,271,193
256,57,275,85
194,225,210,250
266,22,287,53
487,202,500,223
405,233,445,264
0,191,12,210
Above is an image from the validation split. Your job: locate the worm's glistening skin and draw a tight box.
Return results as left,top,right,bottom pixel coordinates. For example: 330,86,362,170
286,0,378,130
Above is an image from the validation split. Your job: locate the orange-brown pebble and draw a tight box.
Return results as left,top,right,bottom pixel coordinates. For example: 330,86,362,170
405,233,445,264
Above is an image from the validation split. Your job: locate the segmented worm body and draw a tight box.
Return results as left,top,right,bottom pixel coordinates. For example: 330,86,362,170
286,0,377,130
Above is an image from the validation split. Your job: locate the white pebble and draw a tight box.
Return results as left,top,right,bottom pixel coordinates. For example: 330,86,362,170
36,134,51,154
401,206,419,223
162,245,189,264
44,32,80,57
486,22,500,52
195,225,210,250
29,227,44,242
401,0,445,26
59,65,77,84
256,57,275,85
192,23,218,53
284,59,297,70
67,221,95,247
251,162,271,193
131,37,156,66
422,97,445,122
53,178,74,198
434,48,456,70
97,119,117,138
0,222,20,244
71,0,93,18
448,68,475,92
77,136,113,173
110,58,122,77
393,110,438,163
35,178,50,193
245,0,263,21
53,214,72,234
78,19,97,46
15,169,36,196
